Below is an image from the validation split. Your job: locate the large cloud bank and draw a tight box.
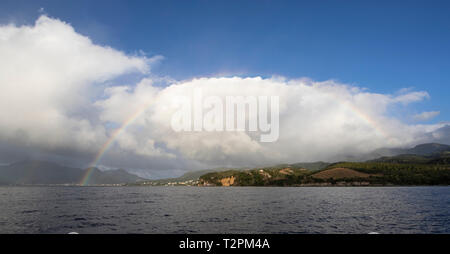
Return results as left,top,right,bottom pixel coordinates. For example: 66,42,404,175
0,16,447,176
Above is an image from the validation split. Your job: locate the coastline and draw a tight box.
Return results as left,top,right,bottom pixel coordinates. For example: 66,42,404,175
1,184,450,187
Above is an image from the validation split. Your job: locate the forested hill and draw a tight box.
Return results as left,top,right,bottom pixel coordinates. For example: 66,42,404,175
199,152,450,186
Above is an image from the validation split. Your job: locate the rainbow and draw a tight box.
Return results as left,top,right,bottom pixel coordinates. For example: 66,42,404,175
80,87,392,185
80,103,151,185
342,100,390,139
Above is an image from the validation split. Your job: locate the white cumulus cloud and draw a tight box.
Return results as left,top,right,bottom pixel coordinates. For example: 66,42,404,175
96,77,447,168
0,15,156,161
0,15,448,174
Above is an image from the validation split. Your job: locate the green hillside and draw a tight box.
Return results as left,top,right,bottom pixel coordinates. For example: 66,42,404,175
199,153,450,186
133,162,329,186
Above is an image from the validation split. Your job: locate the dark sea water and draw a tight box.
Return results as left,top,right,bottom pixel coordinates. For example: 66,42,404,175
0,186,449,234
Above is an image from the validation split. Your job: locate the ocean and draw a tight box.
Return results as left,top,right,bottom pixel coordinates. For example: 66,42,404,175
0,186,449,234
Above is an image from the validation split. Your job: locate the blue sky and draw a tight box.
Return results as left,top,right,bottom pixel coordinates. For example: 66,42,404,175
1,0,449,122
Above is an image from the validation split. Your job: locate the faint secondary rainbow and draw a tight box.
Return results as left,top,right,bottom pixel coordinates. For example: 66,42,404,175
80,103,151,185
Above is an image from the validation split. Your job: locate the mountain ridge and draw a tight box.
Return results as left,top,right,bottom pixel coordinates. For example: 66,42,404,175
0,160,146,185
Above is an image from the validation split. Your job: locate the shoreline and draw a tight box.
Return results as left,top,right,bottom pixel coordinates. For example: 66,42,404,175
1,184,450,188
